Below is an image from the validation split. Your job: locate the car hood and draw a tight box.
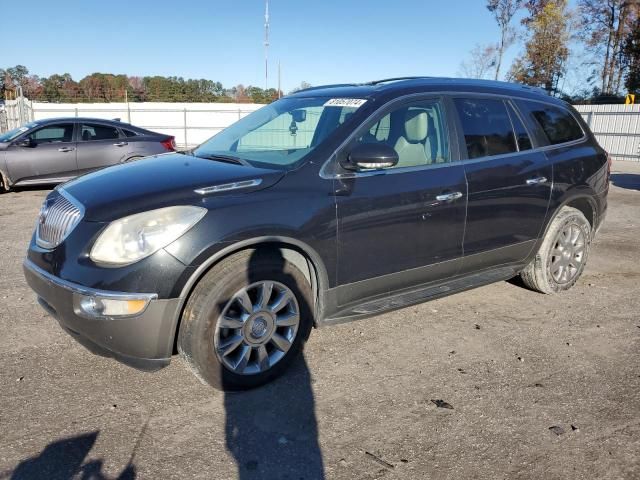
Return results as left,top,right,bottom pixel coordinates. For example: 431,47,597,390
61,153,286,221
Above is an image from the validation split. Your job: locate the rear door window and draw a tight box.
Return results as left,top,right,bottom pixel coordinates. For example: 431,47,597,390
519,102,583,145
453,98,517,159
80,123,120,142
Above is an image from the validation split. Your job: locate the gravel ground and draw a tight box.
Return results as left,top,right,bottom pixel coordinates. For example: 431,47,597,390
0,163,639,480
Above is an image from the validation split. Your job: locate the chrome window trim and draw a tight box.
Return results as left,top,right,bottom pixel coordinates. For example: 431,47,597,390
319,90,589,179
24,258,158,301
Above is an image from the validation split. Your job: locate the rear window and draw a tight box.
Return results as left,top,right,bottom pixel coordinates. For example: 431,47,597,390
520,101,583,145
453,98,517,159
80,123,120,141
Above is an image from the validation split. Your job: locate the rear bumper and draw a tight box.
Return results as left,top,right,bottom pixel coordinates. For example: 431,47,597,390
23,258,180,371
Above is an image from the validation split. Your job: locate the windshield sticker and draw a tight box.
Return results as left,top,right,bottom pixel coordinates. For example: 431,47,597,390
324,98,367,108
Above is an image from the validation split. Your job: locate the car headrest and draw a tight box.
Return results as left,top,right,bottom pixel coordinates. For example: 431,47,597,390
404,110,428,143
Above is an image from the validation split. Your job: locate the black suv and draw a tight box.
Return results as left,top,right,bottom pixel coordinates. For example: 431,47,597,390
23,78,609,389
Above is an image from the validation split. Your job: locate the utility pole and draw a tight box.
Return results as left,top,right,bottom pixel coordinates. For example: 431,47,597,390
264,0,270,91
278,61,282,98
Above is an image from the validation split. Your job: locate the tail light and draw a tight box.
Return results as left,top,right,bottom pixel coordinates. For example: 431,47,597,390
161,136,176,151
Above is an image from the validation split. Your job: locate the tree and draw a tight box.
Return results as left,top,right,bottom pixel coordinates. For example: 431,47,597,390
578,0,639,95
459,44,498,79
508,0,571,94
487,0,523,80
289,81,312,94
623,16,640,92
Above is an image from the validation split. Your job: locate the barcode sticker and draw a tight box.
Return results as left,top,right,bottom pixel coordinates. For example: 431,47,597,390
323,98,367,108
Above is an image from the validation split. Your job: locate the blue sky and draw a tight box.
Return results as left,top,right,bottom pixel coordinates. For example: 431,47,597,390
4,0,580,92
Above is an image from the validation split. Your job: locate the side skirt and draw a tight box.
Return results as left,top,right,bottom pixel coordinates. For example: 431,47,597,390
321,265,521,326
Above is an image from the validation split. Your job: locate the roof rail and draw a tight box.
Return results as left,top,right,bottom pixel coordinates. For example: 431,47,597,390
295,83,359,93
364,76,433,85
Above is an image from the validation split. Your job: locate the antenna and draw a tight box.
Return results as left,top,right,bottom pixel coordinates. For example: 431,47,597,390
264,0,270,91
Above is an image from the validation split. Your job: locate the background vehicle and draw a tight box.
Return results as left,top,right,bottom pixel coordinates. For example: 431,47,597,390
0,117,176,191
23,78,609,390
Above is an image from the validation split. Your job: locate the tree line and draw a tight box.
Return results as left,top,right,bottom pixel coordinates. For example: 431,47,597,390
0,66,285,104
460,0,640,103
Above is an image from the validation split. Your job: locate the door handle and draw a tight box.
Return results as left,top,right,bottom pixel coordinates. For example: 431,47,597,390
57,147,75,152
435,191,463,202
113,142,128,147
526,176,547,186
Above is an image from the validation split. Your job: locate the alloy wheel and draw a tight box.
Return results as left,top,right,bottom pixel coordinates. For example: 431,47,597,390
549,223,586,284
214,281,300,375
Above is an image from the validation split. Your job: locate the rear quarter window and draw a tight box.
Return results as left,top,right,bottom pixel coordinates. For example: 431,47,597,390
520,101,584,146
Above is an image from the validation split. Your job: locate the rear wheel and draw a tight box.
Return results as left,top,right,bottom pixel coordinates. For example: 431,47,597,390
520,207,591,294
177,249,313,390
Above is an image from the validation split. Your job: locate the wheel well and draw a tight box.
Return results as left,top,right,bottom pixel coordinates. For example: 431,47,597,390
565,197,595,227
171,241,323,354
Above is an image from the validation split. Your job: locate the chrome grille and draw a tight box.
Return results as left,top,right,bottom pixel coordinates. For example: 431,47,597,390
36,192,83,249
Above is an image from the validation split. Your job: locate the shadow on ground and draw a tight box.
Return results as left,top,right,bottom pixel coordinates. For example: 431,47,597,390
611,173,640,191
7,431,135,480
223,248,325,479
224,359,324,479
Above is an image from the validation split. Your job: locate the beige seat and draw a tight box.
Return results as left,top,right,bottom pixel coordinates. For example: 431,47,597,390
393,110,430,168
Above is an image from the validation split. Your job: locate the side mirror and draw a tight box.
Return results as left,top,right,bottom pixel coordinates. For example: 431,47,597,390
16,137,35,148
341,143,399,171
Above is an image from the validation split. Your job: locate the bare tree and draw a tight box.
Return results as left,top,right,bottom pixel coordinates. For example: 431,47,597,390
459,44,499,79
487,0,523,80
579,0,640,94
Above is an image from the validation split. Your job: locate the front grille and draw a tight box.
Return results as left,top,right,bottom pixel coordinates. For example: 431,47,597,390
36,192,83,249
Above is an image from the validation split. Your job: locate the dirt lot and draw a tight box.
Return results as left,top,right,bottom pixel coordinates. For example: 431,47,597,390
0,163,639,480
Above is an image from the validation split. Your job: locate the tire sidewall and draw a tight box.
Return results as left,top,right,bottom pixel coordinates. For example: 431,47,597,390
179,253,313,390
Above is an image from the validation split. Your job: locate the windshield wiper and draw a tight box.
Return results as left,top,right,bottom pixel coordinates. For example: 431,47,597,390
196,153,250,166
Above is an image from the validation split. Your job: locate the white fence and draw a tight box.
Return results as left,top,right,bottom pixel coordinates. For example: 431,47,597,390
574,105,640,162
30,102,264,148
2,100,638,160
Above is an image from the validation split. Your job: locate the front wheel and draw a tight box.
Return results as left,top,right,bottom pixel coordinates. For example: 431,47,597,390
177,249,313,390
0,171,8,193
520,206,591,294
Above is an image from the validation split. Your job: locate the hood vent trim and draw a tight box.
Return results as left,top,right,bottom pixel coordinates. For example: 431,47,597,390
194,178,263,195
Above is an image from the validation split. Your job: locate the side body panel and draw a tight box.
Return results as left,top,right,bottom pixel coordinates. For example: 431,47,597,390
460,150,552,272
6,140,78,184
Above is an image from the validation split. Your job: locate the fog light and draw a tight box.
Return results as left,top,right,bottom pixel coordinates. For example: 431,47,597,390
74,294,151,319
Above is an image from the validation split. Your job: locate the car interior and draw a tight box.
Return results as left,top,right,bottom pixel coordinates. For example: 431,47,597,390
358,104,448,167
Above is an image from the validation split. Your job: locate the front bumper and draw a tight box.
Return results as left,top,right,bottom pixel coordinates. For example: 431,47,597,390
23,258,181,371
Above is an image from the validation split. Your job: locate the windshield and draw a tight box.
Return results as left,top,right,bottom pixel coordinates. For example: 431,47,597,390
0,122,38,143
193,96,367,170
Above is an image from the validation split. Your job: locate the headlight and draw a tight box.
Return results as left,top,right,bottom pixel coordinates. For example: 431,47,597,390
90,206,206,265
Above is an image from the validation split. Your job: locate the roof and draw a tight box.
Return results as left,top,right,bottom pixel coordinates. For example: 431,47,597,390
290,77,559,105
31,117,135,126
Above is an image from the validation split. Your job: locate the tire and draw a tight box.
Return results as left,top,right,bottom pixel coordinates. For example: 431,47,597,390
0,171,8,193
177,249,313,390
520,207,591,294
